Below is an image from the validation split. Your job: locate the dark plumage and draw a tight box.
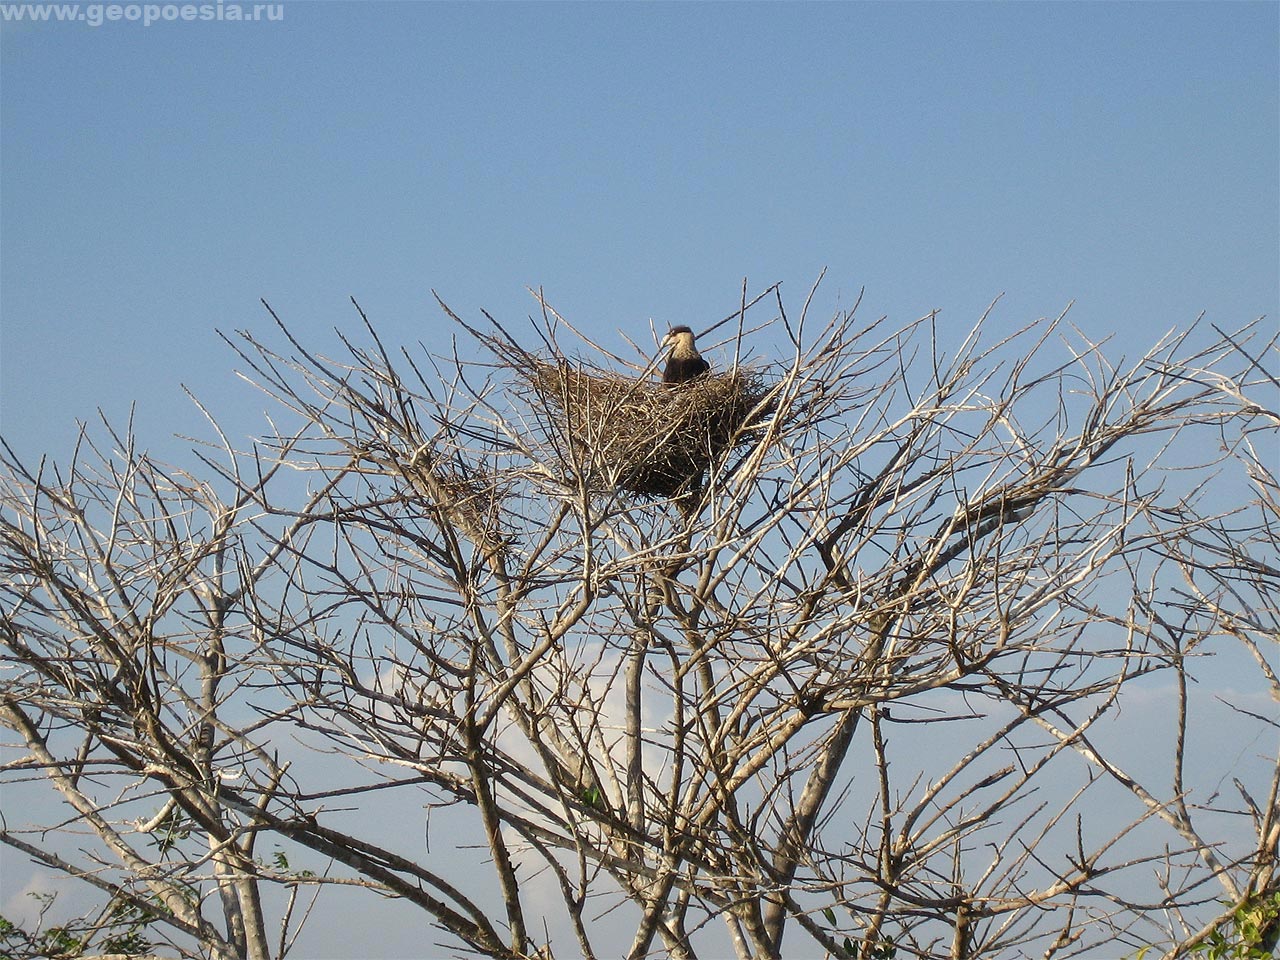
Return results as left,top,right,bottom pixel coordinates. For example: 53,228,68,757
662,326,710,385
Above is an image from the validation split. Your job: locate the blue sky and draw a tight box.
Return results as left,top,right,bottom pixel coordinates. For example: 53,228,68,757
1,0,1276,461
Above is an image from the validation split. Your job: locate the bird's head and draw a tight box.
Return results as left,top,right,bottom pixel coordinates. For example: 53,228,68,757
664,326,697,350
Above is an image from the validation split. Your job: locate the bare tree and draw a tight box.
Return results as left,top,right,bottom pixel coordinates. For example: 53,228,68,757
0,412,313,959
2,285,1276,960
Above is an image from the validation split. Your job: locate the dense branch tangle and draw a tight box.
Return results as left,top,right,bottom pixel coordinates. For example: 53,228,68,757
1,287,1275,960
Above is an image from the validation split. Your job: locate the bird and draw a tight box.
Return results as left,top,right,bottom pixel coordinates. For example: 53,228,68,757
662,326,710,385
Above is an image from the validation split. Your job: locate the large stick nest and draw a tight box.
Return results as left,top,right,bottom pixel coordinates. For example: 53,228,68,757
522,360,772,499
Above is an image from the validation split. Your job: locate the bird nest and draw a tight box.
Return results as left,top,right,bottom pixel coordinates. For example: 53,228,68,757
523,360,771,499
